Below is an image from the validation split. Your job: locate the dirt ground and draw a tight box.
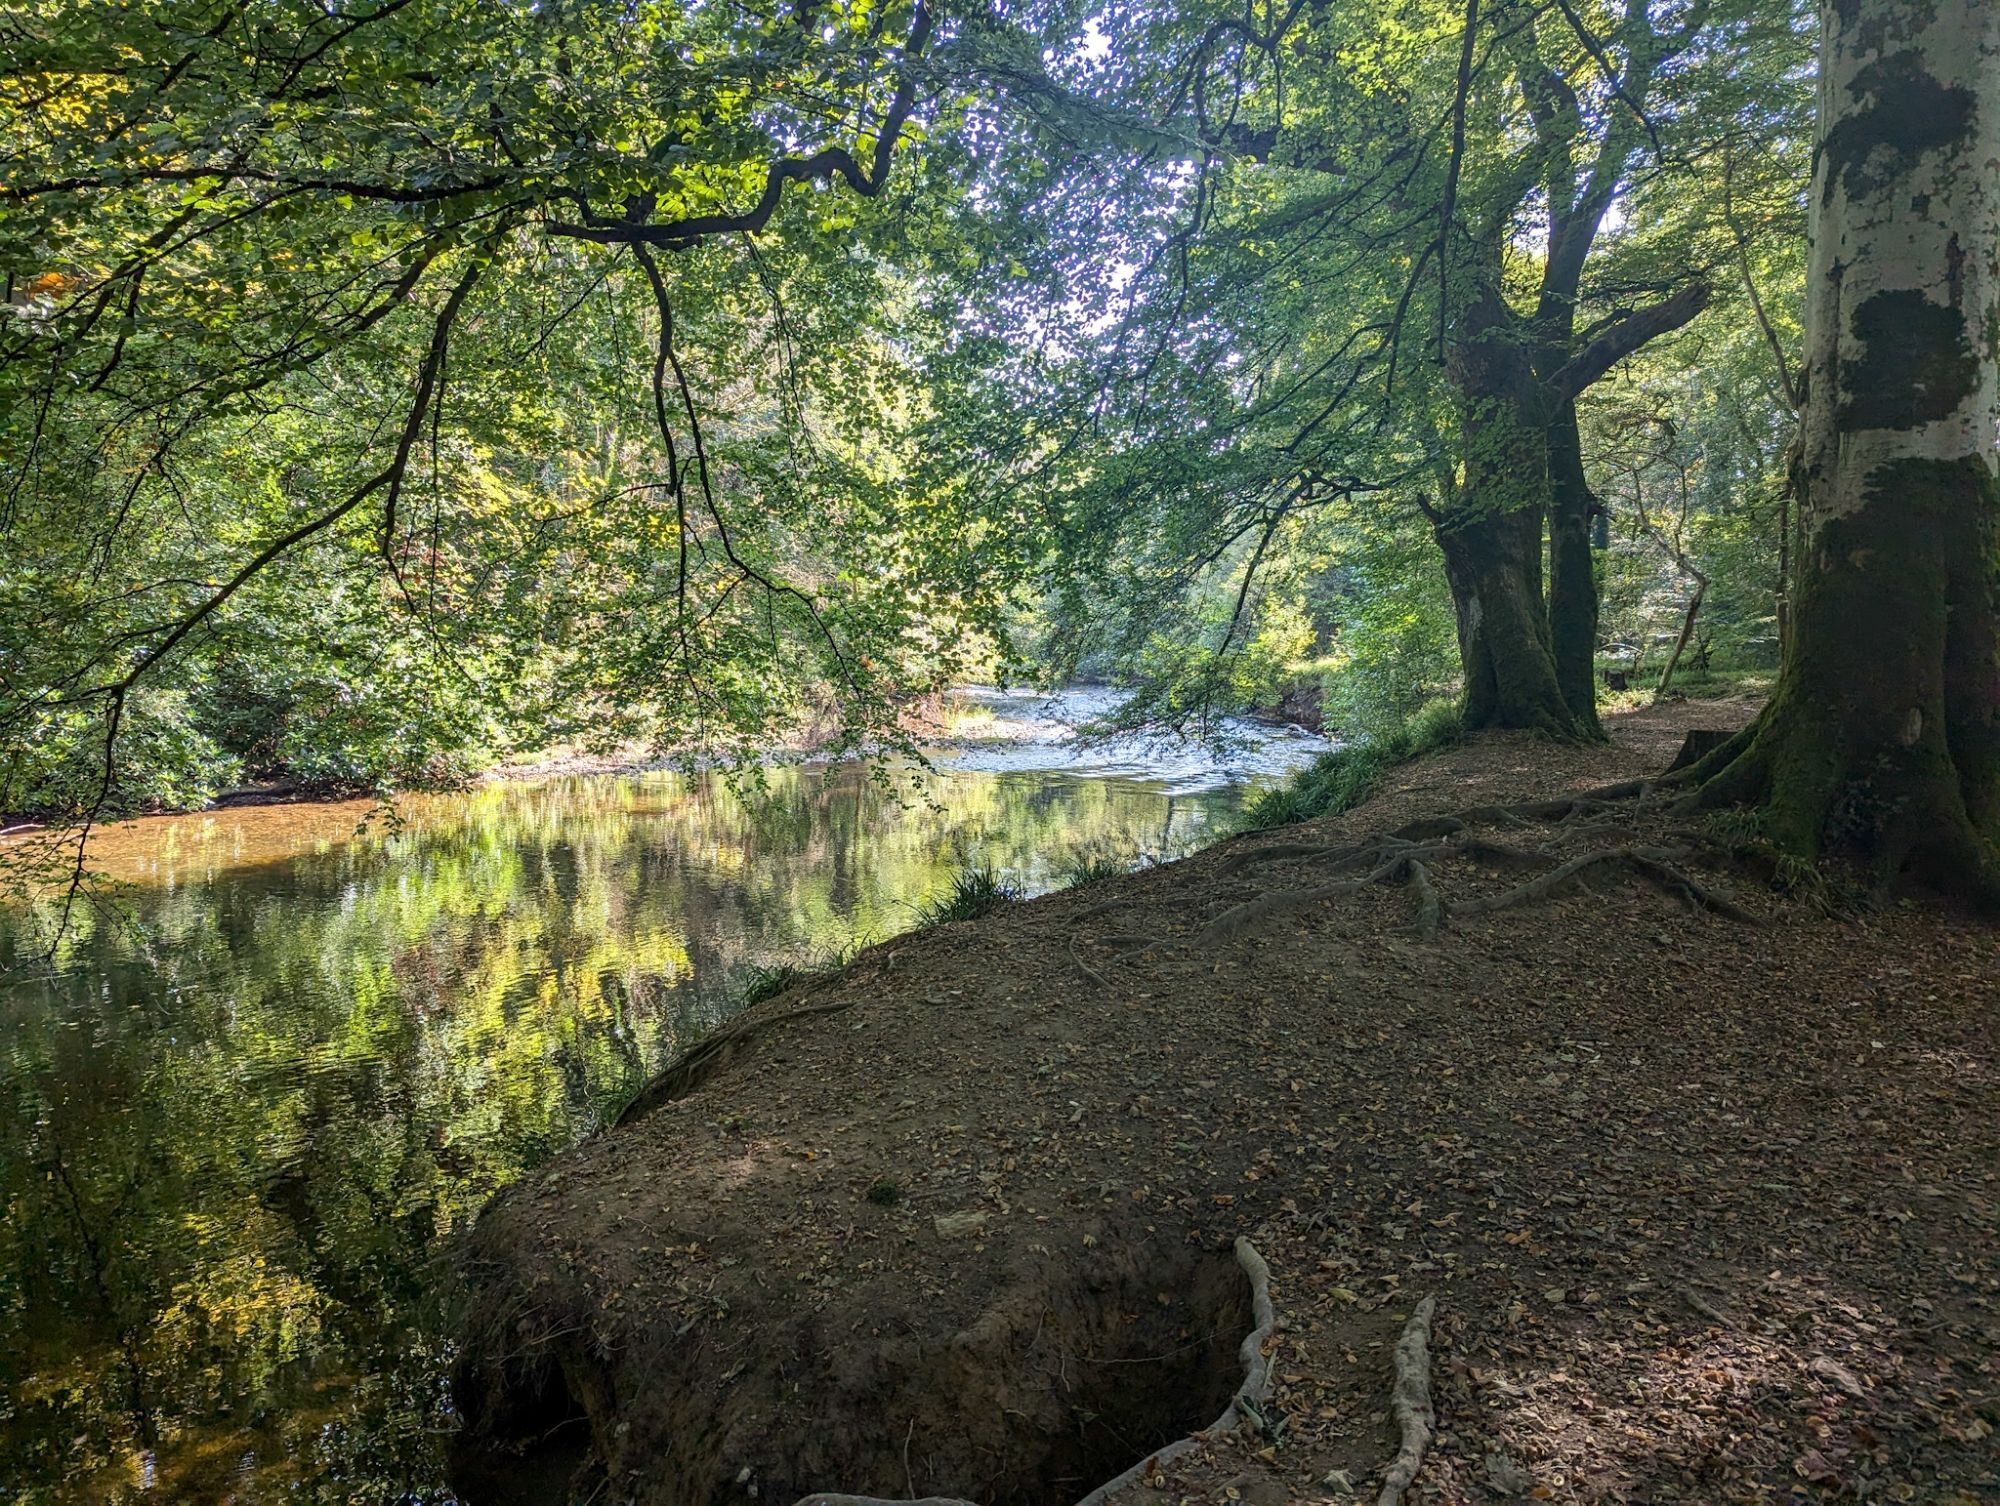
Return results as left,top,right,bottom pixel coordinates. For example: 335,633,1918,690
452,697,2000,1506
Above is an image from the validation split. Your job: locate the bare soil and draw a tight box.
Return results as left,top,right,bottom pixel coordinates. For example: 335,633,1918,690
452,697,2000,1506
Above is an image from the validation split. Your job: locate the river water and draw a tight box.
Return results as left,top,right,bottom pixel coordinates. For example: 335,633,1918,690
0,689,1325,1504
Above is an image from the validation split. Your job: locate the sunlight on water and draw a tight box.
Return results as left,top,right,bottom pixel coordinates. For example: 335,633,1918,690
0,715,1322,1503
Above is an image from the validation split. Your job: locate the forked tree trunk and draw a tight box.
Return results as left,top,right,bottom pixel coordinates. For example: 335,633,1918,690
1441,281,1588,736
1435,507,1576,734
1694,0,2000,895
1547,401,1604,731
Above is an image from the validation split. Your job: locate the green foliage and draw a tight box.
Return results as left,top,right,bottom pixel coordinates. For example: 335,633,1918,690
1240,701,1463,830
1056,850,1131,889
1312,522,1461,738
5,688,241,816
912,864,1021,929
738,960,829,1007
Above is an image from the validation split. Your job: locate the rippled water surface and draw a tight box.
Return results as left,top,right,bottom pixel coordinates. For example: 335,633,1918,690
0,693,1326,1503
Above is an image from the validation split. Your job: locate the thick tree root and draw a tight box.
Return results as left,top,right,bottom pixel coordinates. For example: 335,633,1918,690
1375,1297,1437,1506
1073,778,1761,960
791,1237,1276,1506
1404,860,1442,940
1178,853,1416,951
1447,844,1761,926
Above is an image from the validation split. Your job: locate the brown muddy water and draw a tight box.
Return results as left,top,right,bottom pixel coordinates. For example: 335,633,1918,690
0,691,1326,1503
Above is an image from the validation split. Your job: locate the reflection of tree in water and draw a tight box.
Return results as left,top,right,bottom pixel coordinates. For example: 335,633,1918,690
0,762,1238,1501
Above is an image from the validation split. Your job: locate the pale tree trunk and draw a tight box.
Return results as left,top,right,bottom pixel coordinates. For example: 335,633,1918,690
1694,0,2000,896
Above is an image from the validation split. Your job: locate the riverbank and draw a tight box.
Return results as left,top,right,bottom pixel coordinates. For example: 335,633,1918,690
451,696,1999,1506
2,686,1321,832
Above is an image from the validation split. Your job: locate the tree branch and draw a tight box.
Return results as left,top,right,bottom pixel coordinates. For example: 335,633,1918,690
1546,281,1711,402
545,2,933,251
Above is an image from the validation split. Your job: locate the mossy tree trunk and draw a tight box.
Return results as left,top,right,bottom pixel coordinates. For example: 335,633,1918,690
1436,503,1577,733
1546,400,1604,726
1693,0,2000,897
1437,278,1582,734
1437,249,1707,735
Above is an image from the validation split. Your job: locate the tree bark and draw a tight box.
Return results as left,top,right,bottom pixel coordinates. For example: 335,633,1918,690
1693,0,2000,898
1440,278,1586,735
1435,506,1575,733
1547,400,1604,730
1655,572,1705,700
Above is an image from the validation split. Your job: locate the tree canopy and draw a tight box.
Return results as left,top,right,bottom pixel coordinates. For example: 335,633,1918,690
3,0,1993,893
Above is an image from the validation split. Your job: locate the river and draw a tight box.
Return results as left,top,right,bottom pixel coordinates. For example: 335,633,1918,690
0,689,1325,1504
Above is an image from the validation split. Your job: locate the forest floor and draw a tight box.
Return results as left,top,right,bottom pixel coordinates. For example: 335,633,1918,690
453,696,2000,1506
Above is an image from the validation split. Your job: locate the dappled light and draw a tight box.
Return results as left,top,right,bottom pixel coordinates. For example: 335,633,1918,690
4,0,1998,1501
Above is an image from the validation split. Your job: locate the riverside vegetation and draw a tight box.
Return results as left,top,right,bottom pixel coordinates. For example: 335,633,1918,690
2,0,1997,1503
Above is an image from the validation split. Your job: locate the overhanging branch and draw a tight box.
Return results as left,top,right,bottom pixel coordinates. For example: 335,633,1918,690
1546,281,1711,402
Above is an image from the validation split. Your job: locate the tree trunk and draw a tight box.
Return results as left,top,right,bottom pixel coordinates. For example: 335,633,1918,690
1547,400,1604,731
1435,506,1575,733
1655,573,1705,700
1441,280,1587,736
1693,0,2000,897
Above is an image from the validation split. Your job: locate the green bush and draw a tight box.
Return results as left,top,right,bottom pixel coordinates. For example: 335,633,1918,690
1240,700,1462,830
4,689,243,817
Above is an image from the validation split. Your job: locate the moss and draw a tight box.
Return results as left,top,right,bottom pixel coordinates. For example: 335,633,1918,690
1820,51,1973,207
1694,456,2000,893
1837,290,1978,432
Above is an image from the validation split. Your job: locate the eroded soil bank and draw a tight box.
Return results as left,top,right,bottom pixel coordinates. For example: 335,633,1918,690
451,700,2000,1506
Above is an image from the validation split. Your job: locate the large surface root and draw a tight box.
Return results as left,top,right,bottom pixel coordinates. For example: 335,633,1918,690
1076,776,1764,960
1375,1297,1436,1506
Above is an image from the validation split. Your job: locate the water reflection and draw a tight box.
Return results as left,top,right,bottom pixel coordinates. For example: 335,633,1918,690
0,746,1300,1503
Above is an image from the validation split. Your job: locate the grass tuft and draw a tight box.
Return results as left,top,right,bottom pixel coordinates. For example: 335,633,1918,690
914,864,1022,929
1240,700,1463,830
1056,851,1130,890
738,961,823,1007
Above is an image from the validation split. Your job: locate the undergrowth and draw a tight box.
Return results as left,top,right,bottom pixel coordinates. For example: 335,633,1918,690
1240,701,1463,830
1056,851,1131,889
738,960,826,1007
914,865,1022,929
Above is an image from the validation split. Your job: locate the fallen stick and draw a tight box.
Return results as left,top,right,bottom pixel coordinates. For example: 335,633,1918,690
1376,1296,1437,1506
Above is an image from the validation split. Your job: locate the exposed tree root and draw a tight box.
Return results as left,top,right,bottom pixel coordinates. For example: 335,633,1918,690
1447,846,1674,919
791,1237,1276,1506
1445,844,1759,925
1070,777,1762,962
1178,853,1414,951
1215,840,1354,877
1404,860,1442,940
1624,852,1765,925
1375,1296,1437,1506
616,991,856,1125
1068,932,1110,990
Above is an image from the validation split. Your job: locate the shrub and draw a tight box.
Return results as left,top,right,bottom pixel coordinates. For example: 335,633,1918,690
1240,700,1462,830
